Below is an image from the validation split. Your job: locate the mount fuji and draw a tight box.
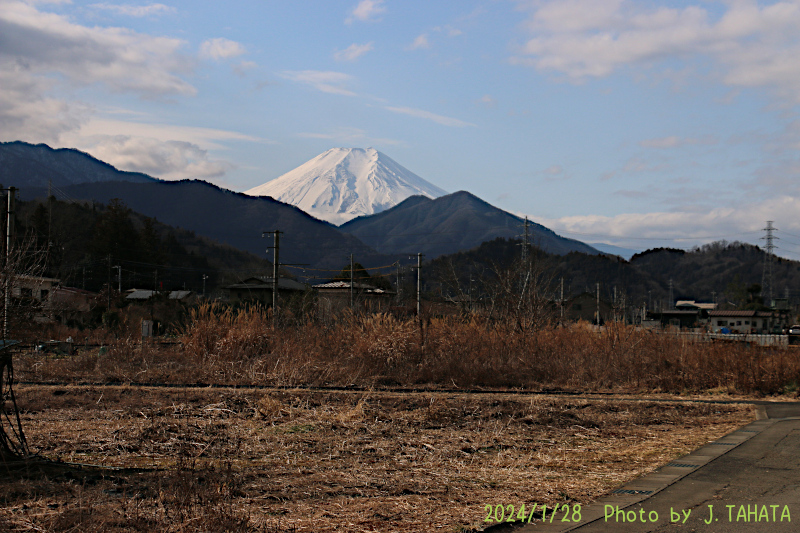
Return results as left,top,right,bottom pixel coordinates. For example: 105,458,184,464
245,148,447,225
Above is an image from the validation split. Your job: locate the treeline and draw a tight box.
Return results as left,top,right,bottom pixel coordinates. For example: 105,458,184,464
14,197,272,294
425,237,800,312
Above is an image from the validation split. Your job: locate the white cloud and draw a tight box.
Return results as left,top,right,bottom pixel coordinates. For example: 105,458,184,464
280,70,357,96
81,135,233,181
58,118,268,182
407,33,430,50
477,94,496,107
346,0,386,24
384,106,476,127
0,68,90,144
533,195,800,252
639,135,718,149
89,3,175,17
297,127,404,146
333,42,374,62
199,37,246,60
0,0,195,97
514,0,800,105
71,118,267,150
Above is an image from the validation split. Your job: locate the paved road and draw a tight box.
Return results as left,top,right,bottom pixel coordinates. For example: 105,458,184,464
512,401,800,533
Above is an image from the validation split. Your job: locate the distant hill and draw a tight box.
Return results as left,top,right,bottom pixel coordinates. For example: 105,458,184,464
339,191,598,258
21,180,383,272
0,141,155,189
16,197,273,294
427,238,800,314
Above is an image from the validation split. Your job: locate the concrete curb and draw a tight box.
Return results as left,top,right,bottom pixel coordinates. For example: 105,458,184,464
510,415,775,532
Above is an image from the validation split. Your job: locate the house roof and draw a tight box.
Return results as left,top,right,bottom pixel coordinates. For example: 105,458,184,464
126,290,194,300
675,300,717,310
313,281,377,290
709,310,773,317
225,277,306,291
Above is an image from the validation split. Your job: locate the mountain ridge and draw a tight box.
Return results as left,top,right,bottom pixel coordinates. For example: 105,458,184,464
340,190,599,258
0,141,156,188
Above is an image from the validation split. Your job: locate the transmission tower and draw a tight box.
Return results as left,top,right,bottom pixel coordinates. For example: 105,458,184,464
761,221,778,304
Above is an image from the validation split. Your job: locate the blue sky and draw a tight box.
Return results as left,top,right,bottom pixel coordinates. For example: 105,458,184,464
3,0,800,258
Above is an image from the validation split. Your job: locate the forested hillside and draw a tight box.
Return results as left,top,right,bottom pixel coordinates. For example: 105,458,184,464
426,238,800,312
14,197,273,295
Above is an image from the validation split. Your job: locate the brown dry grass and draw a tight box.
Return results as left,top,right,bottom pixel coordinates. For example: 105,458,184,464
16,306,800,395
1,385,754,532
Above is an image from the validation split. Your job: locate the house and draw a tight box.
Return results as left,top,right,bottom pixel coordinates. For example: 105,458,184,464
651,301,716,329
314,281,395,317
50,286,100,325
650,309,706,329
12,275,60,302
223,277,306,305
562,292,614,324
708,310,787,334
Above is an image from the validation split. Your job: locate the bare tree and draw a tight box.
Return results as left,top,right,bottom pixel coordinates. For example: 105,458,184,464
485,247,557,332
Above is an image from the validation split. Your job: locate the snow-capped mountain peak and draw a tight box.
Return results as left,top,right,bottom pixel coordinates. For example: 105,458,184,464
244,147,447,225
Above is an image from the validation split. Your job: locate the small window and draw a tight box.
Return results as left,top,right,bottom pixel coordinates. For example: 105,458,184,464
737,321,742,326
40,289,49,300
744,320,750,325
718,320,727,326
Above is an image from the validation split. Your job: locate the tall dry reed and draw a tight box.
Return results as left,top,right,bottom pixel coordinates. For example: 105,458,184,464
19,304,800,395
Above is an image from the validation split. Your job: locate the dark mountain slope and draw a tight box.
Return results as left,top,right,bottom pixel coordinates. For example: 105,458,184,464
22,180,381,271
339,191,598,258
0,141,155,188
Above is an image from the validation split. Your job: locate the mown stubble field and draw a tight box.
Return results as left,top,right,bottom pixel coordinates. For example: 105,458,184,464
1,385,754,533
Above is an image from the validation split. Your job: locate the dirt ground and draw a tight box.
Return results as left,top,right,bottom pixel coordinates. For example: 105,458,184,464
1,385,755,532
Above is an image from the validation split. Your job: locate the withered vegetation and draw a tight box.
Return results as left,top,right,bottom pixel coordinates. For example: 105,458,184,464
18,303,800,395
5,305,794,531
3,386,752,532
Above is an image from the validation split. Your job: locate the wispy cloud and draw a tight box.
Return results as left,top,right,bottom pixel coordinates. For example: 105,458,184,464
200,38,246,60
384,106,476,127
333,42,374,62
513,0,800,105
345,0,386,24
280,70,357,96
476,94,496,108
297,127,404,146
89,3,175,17
639,135,718,149
532,195,800,253
407,33,430,50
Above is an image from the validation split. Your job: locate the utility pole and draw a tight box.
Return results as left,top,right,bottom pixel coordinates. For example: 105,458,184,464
350,253,354,308
395,262,401,304
113,265,121,293
202,274,208,298
596,282,600,326
107,254,112,308
560,277,564,321
262,231,282,316
416,253,423,317
762,221,777,304
668,279,674,310
4,187,14,339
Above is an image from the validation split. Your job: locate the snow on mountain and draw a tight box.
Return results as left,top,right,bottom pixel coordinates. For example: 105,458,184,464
244,147,448,225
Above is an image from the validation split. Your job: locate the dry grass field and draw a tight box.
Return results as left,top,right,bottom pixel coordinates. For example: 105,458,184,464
2,385,754,532
3,308,796,531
